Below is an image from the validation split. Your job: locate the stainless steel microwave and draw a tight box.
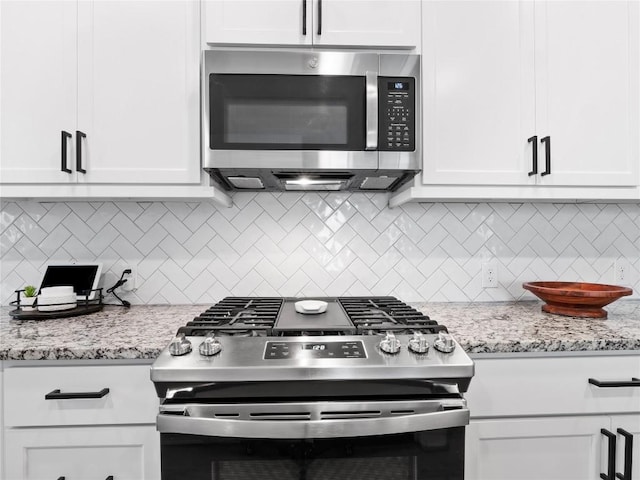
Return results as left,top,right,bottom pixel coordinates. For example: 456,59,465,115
202,50,420,192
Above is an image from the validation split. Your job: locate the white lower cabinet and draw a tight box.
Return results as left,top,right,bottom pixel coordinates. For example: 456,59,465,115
4,426,159,480
464,354,640,480
615,414,640,480
466,416,607,480
2,362,160,480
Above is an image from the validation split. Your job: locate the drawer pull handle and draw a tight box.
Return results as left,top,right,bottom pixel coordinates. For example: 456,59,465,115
45,388,110,400
589,378,640,388
601,428,617,480
616,428,633,480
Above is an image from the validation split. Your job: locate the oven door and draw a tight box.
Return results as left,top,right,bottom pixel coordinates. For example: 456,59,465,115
157,399,468,480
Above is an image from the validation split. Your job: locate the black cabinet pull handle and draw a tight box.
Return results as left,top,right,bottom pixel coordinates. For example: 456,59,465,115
317,0,322,35
527,135,538,176
540,135,551,176
57,477,66,480
45,387,109,400
106,477,114,480
302,0,307,35
76,130,87,173
601,428,617,480
616,428,633,480
61,131,72,173
589,378,640,388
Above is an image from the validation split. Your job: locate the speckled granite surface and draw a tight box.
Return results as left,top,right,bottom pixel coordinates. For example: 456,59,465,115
1,301,639,360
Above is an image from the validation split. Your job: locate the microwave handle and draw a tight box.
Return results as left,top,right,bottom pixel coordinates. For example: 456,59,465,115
365,72,378,150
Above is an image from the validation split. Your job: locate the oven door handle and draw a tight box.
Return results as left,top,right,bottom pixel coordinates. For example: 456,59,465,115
365,71,378,150
157,407,469,439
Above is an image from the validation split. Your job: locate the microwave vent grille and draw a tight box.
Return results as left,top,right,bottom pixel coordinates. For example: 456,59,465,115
227,177,265,189
360,176,398,190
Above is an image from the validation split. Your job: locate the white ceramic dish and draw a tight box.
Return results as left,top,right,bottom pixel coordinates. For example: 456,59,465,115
40,286,74,297
295,300,328,314
37,293,77,312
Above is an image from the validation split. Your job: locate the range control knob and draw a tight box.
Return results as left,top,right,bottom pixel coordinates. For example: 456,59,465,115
408,332,429,354
379,331,401,354
168,333,192,356
434,332,456,354
199,332,222,357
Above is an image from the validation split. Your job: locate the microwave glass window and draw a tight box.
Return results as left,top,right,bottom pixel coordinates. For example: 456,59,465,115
225,100,347,145
210,74,365,150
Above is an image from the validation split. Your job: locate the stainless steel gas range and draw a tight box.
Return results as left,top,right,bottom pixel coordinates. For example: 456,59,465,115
151,297,474,480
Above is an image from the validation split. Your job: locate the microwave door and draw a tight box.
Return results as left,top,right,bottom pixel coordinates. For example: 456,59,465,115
209,74,367,152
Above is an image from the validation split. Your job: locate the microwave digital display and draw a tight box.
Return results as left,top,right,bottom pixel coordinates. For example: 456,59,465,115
389,82,409,91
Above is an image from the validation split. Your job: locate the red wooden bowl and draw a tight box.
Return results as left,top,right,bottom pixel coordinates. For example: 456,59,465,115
522,281,633,318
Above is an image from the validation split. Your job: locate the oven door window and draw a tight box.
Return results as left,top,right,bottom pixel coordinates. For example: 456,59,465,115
209,74,366,150
161,428,465,480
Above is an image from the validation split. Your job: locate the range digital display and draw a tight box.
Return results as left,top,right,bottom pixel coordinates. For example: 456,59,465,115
265,341,366,359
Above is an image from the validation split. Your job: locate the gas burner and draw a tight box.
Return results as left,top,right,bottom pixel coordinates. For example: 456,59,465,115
178,297,283,336
339,297,448,335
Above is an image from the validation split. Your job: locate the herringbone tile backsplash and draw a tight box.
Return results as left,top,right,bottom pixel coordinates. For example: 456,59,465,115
1,195,639,305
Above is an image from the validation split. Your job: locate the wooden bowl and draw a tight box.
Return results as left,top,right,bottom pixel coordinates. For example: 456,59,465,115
522,281,632,318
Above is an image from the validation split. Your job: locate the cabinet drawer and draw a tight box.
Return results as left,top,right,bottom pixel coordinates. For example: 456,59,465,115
466,355,640,418
4,365,158,427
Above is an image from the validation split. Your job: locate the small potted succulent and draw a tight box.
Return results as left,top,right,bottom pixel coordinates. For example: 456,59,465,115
20,285,37,311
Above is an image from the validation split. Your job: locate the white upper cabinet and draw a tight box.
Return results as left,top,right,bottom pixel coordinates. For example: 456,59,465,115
204,0,421,48
534,0,638,186
421,0,536,185
205,0,312,46
0,1,201,187
0,1,78,184
76,1,201,184
421,0,639,189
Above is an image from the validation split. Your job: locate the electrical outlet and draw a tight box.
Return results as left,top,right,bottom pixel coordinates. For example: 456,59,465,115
122,265,137,292
482,262,498,288
614,259,629,284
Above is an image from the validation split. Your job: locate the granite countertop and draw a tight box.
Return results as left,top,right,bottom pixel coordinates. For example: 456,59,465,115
1,301,639,361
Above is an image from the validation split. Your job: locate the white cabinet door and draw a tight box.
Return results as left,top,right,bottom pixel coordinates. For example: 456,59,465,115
204,0,420,48
421,1,536,185
76,0,201,184
535,0,639,187
420,0,639,191
465,416,608,480
614,414,640,480
204,0,312,45
0,1,78,184
4,426,160,480
315,0,420,47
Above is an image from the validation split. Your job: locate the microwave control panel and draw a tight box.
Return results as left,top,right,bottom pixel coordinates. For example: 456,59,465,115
379,77,416,151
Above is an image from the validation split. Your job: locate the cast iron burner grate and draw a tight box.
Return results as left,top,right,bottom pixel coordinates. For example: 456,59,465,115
178,297,283,336
338,297,448,335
